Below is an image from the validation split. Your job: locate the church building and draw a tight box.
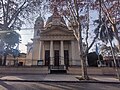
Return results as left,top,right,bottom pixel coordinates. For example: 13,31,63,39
28,7,81,69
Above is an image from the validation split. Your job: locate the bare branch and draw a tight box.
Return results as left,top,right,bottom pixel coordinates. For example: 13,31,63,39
101,0,114,24
8,1,27,28
6,0,10,25
85,4,89,53
1,0,6,27
64,15,79,40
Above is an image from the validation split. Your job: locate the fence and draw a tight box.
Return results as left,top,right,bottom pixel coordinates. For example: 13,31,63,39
5,59,39,66
3,58,120,68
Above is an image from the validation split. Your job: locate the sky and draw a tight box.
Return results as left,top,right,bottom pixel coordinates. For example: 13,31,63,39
17,14,51,53
17,28,34,53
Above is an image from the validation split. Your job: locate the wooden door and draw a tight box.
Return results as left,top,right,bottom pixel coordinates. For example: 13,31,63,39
64,50,69,66
54,50,59,66
45,50,50,66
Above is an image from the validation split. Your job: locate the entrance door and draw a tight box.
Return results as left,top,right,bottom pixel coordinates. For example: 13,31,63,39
45,50,50,66
54,50,59,66
64,50,69,66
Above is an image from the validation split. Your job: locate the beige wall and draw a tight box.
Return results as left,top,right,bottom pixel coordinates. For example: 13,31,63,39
43,40,81,66
71,40,81,65
26,52,32,66
28,40,81,66
44,41,50,50
0,67,118,76
6,55,27,66
32,40,40,65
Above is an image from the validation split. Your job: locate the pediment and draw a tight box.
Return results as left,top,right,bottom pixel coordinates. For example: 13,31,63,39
40,27,73,36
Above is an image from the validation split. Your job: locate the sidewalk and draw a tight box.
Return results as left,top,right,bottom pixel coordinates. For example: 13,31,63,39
0,74,79,82
90,75,120,83
0,74,120,83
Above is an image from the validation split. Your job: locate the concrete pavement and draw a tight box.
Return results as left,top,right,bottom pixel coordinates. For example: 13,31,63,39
90,75,120,83
0,74,120,83
0,74,79,82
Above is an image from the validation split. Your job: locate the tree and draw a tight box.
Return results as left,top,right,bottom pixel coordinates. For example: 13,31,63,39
93,0,120,50
0,31,21,65
0,0,46,31
94,0,120,80
0,40,4,65
101,45,119,57
0,0,46,65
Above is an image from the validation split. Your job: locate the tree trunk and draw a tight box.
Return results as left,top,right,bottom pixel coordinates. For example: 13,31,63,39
106,21,120,80
109,41,120,80
0,55,2,66
80,54,88,79
3,53,7,66
78,25,88,80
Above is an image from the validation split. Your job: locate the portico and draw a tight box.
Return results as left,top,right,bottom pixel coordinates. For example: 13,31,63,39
39,40,70,66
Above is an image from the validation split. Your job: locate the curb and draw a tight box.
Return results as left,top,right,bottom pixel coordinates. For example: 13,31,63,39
0,79,120,84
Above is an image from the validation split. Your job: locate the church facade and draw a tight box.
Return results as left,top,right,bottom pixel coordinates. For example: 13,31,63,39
28,8,81,67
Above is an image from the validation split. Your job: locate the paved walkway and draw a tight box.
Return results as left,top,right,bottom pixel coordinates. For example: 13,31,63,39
90,75,120,82
0,74,79,81
0,74,120,83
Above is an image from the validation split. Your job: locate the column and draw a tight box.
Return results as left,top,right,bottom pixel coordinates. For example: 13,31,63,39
71,41,75,65
61,41,64,65
32,40,36,65
31,41,34,65
42,41,45,65
38,41,42,60
50,41,53,65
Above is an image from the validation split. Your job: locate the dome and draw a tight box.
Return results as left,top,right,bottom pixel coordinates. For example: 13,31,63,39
35,16,44,29
45,7,66,27
46,16,66,26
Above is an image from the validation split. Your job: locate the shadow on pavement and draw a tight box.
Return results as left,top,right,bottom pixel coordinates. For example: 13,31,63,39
0,81,15,90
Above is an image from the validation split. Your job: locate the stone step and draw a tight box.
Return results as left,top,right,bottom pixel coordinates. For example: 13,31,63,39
50,69,67,74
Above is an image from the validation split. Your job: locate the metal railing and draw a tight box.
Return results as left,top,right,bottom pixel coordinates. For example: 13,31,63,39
0,58,81,68
49,65,66,70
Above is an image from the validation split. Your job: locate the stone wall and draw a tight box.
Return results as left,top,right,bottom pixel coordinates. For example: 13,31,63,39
0,66,48,74
68,67,120,75
0,66,119,76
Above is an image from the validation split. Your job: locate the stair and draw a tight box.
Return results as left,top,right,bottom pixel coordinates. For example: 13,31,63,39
49,65,67,74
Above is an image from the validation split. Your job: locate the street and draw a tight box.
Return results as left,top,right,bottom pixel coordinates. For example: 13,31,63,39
0,81,120,90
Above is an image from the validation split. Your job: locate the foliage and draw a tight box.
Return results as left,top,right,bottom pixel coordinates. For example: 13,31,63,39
0,0,46,31
0,31,21,58
0,30,21,65
0,0,48,65
93,0,120,48
0,40,4,54
2,31,21,47
94,17,114,44
101,44,119,57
